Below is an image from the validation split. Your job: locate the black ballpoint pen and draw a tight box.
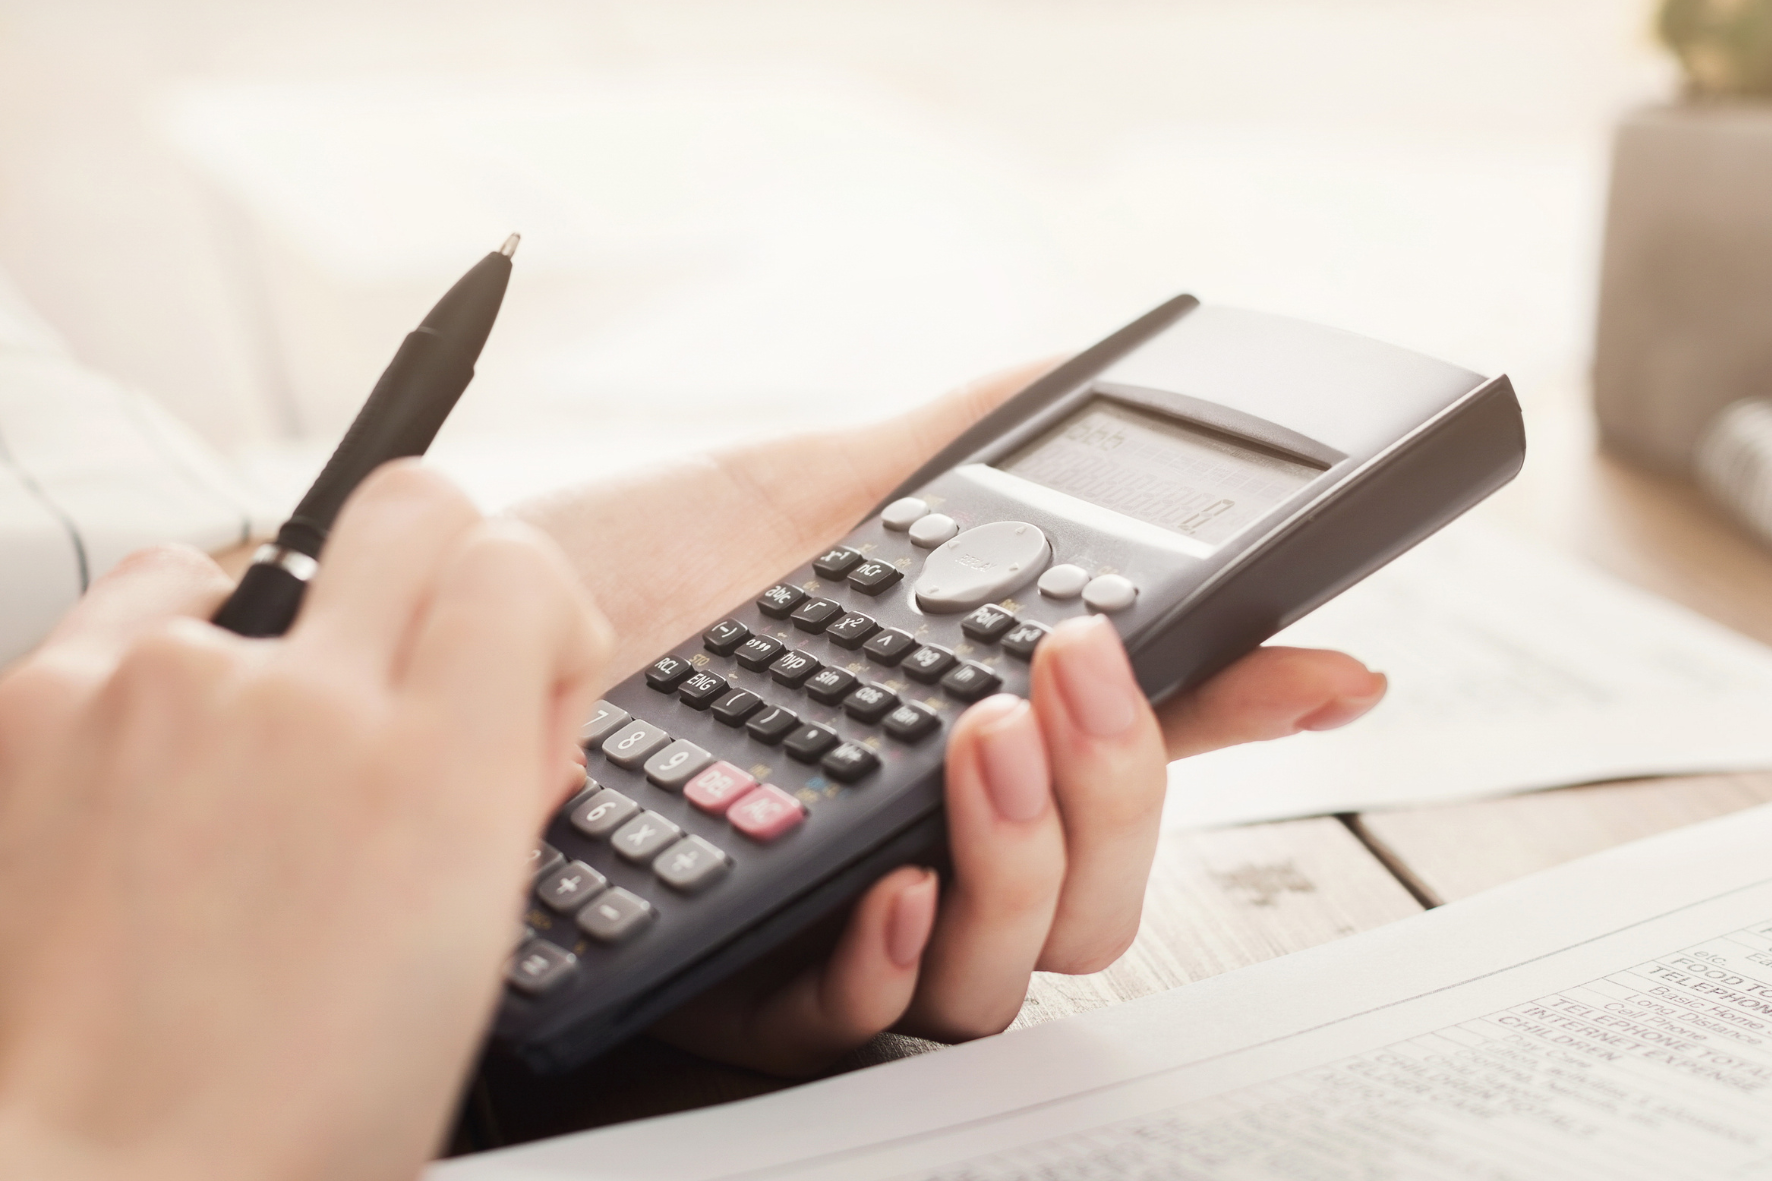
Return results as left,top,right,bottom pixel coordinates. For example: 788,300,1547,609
212,234,520,637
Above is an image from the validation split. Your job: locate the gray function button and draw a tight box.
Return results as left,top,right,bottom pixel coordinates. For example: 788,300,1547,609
881,496,930,530
653,836,732,893
612,810,683,863
1082,574,1139,612
914,521,1049,613
577,888,655,944
644,739,715,791
1037,563,1090,600
507,940,576,995
601,719,671,769
569,788,638,839
908,512,958,548
537,860,608,913
578,700,631,748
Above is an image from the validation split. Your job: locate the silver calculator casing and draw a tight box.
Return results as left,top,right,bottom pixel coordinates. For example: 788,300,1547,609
493,297,1526,1072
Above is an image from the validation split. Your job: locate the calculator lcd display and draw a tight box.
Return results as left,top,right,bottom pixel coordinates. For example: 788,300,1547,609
997,399,1325,548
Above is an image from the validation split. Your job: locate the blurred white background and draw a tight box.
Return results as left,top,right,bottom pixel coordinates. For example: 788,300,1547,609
0,0,1674,511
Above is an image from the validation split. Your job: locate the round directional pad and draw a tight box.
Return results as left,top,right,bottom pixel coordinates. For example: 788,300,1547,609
913,520,1049,613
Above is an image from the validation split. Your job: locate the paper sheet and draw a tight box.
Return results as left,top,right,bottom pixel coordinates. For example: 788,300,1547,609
0,271,275,665
435,801,1772,1181
1162,521,1772,829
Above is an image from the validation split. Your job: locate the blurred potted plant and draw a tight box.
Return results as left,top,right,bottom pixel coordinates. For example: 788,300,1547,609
1593,0,1772,490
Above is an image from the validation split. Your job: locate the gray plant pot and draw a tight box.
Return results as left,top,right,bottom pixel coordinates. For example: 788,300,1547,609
1594,102,1772,478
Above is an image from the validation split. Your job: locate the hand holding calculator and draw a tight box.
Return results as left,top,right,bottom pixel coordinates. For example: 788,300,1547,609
496,298,1526,1073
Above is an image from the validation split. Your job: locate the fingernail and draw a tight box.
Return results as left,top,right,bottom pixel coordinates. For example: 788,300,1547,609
887,870,938,968
1297,672,1388,731
977,697,1049,822
1052,615,1138,738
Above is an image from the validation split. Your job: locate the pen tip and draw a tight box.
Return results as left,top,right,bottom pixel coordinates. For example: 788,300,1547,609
500,233,521,259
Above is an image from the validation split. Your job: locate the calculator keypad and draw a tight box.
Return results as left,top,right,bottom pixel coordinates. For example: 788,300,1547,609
522,508,1069,1007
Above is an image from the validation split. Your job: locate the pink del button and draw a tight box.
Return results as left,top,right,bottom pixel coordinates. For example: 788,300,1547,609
684,762,758,815
728,785,806,842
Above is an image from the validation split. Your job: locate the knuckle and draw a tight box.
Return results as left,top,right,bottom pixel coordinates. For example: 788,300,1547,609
0,658,88,739
104,541,224,586
110,620,224,691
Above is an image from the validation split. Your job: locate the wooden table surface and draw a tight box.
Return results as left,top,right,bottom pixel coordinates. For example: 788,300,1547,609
466,394,1772,1151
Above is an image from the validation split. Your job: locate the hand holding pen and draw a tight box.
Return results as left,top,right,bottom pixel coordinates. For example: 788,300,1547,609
212,234,520,637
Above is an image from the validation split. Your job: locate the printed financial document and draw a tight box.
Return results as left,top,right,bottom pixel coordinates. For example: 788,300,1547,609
1163,521,1772,828
438,802,1772,1180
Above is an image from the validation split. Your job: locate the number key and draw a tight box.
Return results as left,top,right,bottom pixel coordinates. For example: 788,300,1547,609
578,700,631,748
601,720,671,769
644,739,714,791
569,788,639,838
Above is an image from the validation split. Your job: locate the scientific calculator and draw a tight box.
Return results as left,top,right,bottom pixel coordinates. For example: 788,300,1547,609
493,297,1526,1072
